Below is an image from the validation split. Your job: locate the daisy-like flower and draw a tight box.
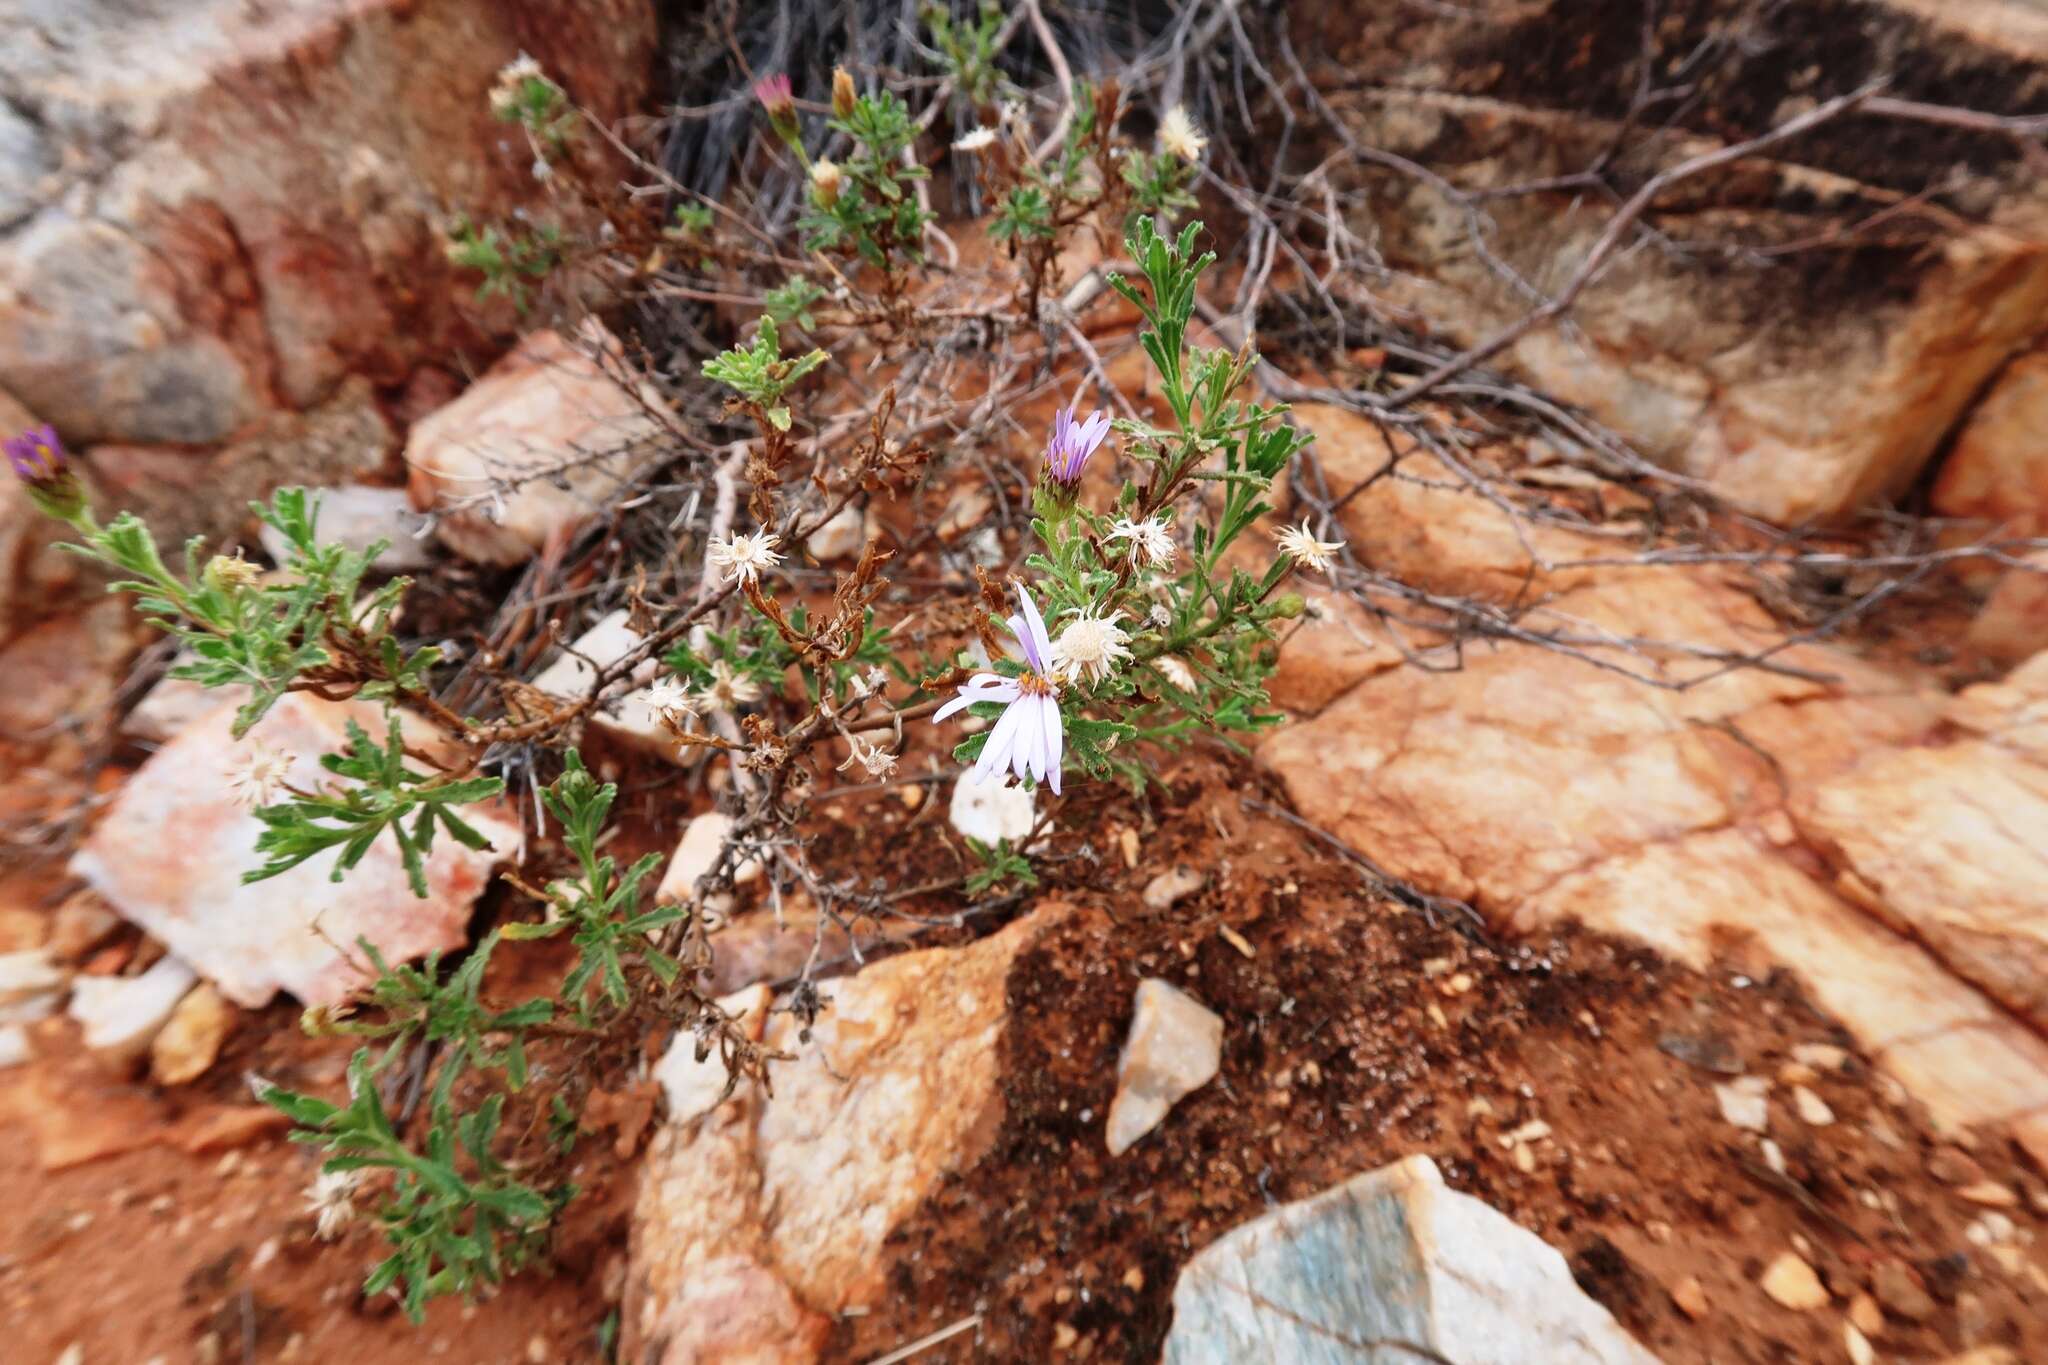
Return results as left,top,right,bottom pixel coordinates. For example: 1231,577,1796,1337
838,737,899,779
5,424,86,522
810,157,843,207
1049,607,1132,687
708,530,783,586
952,125,999,153
1107,515,1176,569
1158,105,1208,162
1155,656,1197,691
305,1168,364,1241
642,676,696,720
1276,519,1345,573
1043,407,1111,487
696,659,763,714
224,741,294,810
934,586,1064,794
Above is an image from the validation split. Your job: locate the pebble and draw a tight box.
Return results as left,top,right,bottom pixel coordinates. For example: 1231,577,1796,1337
1671,1275,1709,1320
1791,1042,1850,1072
1141,865,1205,911
1759,1251,1829,1310
1957,1181,2018,1209
1052,1323,1079,1350
1777,1062,1818,1086
1964,1212,2016,1247
48,893,120,963
1791,1085,1835,1127
1844,1321,1875,1365
150,982,234,1085
1104,979,1224,1156
1714,1076,1771,1133
1927,1148,1987,1185
1847,1292,1883,1335
1872,1260,1936,1322
1761,1138,1787,1176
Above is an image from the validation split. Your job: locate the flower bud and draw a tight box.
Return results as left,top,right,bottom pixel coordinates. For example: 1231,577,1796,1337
752,73,802,149
204,554,263,592
810,157,843,208
4,424,88,524
1268,593,1307,620
832,67,857,120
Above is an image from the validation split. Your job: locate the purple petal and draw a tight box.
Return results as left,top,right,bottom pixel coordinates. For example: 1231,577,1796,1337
1078,410,1110,451
1014,587,1052,672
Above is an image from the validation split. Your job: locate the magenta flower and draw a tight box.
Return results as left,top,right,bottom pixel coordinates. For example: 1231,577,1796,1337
752,73,795,118
1043,407,1110,486
4,424,64,484
934,586,1065,794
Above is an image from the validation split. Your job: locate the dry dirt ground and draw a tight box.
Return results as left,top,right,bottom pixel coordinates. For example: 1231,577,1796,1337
3,750,2045,1364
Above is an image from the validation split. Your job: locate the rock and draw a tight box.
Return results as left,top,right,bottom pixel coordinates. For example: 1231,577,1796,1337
1106,979,1224,1157
1671,1275,1709,1321
1933,347,2048,544
257,486,432,574
1873,1260,1936,1322
1928,1148,1988,1186
805,502,866,560
651,984,771,1126
69,954,197,1065
0,950,67,1028
1792,1085,1836,1127
1957,1180,2020,1208
0,0,657,448
0,597,135,736
1969,550,2048,665
1260,402,2048,1168
0,1024,29,1069
1141,865,1206,911
1791,1042,1850,1072
1845,1321,1876,1365
71,693,516,1007
1162,1154,1658,1364
1266,589,1398,717
1759,1252,1830,1311
150,982,234,1085
1848,1291,1884,1335
47,893,120,964
626,907,1065,1365
653,812,762,908
1714,1076,1771,1133
947,775,1036,845
530,609,699,765
1295,10,2048,522
405,324,669,565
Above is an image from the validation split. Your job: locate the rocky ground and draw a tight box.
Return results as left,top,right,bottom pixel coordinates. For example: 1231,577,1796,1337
5,2,2048,1364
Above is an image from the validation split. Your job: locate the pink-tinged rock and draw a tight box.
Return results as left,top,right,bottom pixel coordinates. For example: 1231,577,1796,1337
405,325,669,565
1969,550,2048,665
0,597,135,736
1934,348,2048,539
1106,979,1224,1156
531,609,703,765
626,906,1066,1365
0,0,657,448
70,693,517,1008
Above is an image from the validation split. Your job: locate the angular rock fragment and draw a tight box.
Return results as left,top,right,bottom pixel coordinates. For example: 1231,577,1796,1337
530,609,701,765
1106,979,1224,1156
257,486,432,573
72,693,516,1007
948,775,1035,845
405,325,669,565
69,954,196,1065
1163,1154,1658,1363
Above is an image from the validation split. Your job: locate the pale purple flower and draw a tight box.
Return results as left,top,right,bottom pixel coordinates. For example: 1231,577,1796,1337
1043,407,1110,486
4,424,64,484
934,586,1064,794
751,73,794,116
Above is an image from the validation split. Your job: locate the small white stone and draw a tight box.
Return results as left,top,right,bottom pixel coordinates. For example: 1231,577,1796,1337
1713,1076,1770,1132
531,610,704,767
1761,1138,1787,1175
1790,1043,1849,1071
1844,1321,1874,1365
1106,979,1224,1156
0,948,68,1025
1792,1085,1835,1127
0,1024,31,1069
1142,866,1205,911
69,955,197,1063
655,812,763,905
948,776,1035,845
805,502,866,560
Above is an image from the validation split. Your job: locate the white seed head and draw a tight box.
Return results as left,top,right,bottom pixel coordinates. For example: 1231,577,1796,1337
305,1168,364,1241
1108,516,1177,568
205,554,263,591
224,741,294,810
1158,106,1208,162
1277,519,1345,573
952,126,999,153
642,677,695,719
708,530,784,586
809,157,843,206
1049,609,1133,688
838,738,899,779
1156,656,1197,691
